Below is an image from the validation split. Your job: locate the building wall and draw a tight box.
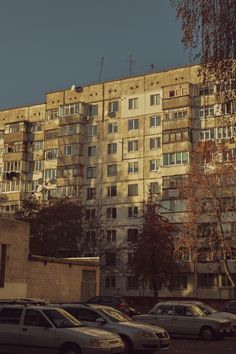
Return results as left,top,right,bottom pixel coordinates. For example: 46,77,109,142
0,218,100,301
0,218,29,298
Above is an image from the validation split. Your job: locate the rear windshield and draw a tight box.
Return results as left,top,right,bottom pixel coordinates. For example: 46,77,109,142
43,309,83,328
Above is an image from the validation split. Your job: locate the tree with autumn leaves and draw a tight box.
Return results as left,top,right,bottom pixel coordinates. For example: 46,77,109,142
133,195,178,298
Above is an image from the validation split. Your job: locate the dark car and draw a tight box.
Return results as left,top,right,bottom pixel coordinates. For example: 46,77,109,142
87,296,140,316
222,300,236,314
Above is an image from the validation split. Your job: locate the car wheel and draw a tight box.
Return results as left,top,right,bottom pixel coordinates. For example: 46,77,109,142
200,326,215,340
120,335,133,354
60,344,81,354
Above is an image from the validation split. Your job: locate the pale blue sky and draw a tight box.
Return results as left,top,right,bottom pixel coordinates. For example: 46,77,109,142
0,0,192,109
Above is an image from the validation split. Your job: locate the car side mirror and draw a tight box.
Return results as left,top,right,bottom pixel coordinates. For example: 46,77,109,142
96,317,106,325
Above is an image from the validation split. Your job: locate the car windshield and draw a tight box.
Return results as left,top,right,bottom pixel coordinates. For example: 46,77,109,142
191,305,206,317
199,304,217,314
43,309,83,328
100,308,132,322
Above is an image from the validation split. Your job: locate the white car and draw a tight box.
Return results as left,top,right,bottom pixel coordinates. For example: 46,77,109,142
52,303,170,353
0,303,125,354
133,301,231,340
185,300,236,334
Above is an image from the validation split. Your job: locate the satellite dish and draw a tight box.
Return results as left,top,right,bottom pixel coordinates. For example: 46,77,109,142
71,84,76,91
48,178,56,185
37,178,43,185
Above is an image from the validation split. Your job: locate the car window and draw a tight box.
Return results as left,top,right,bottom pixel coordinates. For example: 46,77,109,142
155,305,173,316
88,297,100,304
174,306,195,316
73,308,101,322
24,310,51,327
0,308,23,325
101,297,113,304
100,308,131,322
43,309,82,328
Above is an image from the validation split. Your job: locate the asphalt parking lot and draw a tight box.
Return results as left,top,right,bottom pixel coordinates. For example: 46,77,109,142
167,336,236,354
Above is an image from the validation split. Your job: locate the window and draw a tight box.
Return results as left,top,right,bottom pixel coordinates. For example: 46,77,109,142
105,253,116,266
175,275,187,289
86,209,96,220
106,207,117,219
199,83,214,96
0,131,4,139
149,182,160,194
89,104,98,116
217,126,233,139
4,161,21,172
107,143,117,154
33,141,43,151
0,244,7,287
57,185,79,197
150,94,160,106
169,90,175,97
59,103,82,117
0,307,22,324
161,199,187,212
107,164,117,177
108,101,119,113
108,122,118,133
150,137,161,149
127,229,138,243
88,146,96,157
164,108,188,121
86,231,95,243
62,167,79,177
127,276,138,290
128,119,139,130
44,169,56,180
107,230,117,241
127,252,135,266
87,188,96,200
163,175,188,189
63,144,77,157
59,124,80,136
128,98,138,110
199,106,214,118
107,185,117,197
163,152,189,166
150,115,161,127
32,160,43,172
30,122,43,132
24,310,50,327
47,109,58,120
128,140,138,152
87,125,98,137
200,128,215,140
9,123,20,133
105,276,116,288
163,130,190,143
197,273,218,288
128,161,138,173
87,166,97,179
150,159,160,171
128,206,138,218
128,184,138,196
45,148,57,160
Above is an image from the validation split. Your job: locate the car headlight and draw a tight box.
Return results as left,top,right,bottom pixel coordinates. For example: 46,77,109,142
90,339,109,347
138,331,156,338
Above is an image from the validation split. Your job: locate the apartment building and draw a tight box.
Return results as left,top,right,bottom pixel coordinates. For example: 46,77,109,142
0,64,236,299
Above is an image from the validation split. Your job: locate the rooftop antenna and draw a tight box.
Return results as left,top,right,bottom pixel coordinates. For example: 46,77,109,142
150,64,154,72
128,54,135,76
98,57,104,83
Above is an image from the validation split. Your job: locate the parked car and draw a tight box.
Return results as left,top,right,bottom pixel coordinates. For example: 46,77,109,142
133,301,231,340
87,296,140,316
51,303,170,353
0,301,125,354
184,300,236,334
222,300,236,314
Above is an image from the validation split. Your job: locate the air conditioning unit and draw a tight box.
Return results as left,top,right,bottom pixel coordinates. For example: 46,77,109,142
108,112,116,118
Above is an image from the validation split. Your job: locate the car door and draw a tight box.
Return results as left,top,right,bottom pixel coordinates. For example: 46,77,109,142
0,307,23,353
171,305,197,335
149,305,174,333
18,309,58,354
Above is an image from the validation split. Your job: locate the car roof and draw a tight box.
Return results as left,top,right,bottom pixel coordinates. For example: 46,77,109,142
155,301,196,306
55,303,120,311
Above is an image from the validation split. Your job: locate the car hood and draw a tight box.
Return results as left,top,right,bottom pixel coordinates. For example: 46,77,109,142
207,312,236,321
59,326,120,339
117,320,166,333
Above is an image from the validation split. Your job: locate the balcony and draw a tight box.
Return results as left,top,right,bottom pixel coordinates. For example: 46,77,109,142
162,96,192,110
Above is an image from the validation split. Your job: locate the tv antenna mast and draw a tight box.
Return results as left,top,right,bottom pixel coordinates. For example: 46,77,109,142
127,54,135,76
98,57,104,83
